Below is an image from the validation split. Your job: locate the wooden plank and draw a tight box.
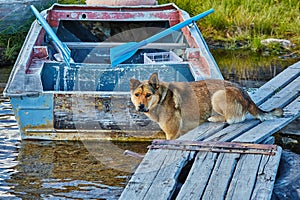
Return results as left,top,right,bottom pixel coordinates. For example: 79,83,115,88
179,122,226,141
250,62,300,105
121,62,300,199
259,76,300,110
119,149,170,200
225,154,262,200
120,124,224,199
205,119,260,142
119,149,193,200
142,150,193,200
175,152,218,199
251,147,282,200
234,96,300,143
201,153,240,200
151,140,276,151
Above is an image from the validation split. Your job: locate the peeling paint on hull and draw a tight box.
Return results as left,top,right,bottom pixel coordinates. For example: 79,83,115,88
4,3,222,140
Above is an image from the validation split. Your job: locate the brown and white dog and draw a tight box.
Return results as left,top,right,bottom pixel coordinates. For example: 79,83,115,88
130,73,283,140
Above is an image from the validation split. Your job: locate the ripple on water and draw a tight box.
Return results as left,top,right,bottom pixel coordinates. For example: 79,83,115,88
0,94,146,199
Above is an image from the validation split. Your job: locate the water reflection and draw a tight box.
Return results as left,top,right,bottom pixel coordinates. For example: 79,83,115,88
0,93,148,199
211,49,299,88
1,49,299,198
7,140,148,199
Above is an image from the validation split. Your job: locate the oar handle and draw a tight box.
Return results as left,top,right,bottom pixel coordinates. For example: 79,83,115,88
115,8,214,58
144,8,214,44
30,5,71,66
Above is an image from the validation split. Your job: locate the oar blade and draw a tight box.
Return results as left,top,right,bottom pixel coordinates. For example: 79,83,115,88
110,42,138,67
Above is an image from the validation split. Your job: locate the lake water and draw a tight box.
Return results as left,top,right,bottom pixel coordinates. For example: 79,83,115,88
0,49,299,199
0,92,150,199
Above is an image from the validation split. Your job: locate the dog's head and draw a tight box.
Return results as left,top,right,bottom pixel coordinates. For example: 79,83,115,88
130,73,160,112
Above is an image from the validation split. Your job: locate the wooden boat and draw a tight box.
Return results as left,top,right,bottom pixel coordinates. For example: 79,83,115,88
4,3,222,140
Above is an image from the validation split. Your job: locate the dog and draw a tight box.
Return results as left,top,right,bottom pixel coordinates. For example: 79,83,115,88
130,73,283,140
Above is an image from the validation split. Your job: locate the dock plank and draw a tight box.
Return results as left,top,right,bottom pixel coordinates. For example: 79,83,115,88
234,96,300,143
121,62,299,200
142,150,193,200
201,153,240,200
225,154,263,200
119,149,192,200
178,122,226,141
175,152,218,200
250,62,300,105
205,119,260,142
259,76,300,110
251,147,282,200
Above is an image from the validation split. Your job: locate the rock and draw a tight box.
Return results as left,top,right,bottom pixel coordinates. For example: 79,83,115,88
261,38,293,49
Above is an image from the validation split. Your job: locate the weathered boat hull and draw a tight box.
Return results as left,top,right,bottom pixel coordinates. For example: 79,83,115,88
4,3,222,140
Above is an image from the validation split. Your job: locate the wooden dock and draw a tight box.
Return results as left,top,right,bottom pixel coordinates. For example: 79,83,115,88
120,61,300,200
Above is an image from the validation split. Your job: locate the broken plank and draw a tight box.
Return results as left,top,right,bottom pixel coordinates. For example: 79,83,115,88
142,150,193,200
119,149,170,200
119,149,192,200
175,152,218,199
201,153,240,200
225,154,262,200
251,147,282,200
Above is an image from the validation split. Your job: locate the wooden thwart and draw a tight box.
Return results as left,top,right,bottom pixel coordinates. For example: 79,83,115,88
148,140,277,156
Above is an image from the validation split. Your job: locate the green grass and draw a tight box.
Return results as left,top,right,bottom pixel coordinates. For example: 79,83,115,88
0,0,299,64
0,31,27,64
159,0,300,52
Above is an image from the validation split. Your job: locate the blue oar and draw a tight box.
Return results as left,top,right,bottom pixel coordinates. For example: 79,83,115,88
110,8,214,67
30,5,71,67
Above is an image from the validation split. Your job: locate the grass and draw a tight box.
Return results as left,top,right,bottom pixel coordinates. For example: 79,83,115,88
0,0,299,64
158,0,300,53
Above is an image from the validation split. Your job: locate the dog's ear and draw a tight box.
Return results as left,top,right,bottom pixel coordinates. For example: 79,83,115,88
130,78,141,90
149,72,159,89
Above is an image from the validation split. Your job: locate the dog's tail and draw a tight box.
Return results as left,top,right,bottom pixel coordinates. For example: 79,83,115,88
248,101,283,121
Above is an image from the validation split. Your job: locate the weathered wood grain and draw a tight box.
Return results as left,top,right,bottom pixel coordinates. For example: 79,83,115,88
142,150,193,200
201,153,240,200
259,76,300,111
250,62,300,105
225,154,262,200
119,148,192,200
179,122,226,141
205,119,260,142
251,147,282,200
175,152,218,199
120,62,300,200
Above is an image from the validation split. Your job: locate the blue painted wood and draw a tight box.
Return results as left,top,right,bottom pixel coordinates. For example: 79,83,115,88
110,8,214,67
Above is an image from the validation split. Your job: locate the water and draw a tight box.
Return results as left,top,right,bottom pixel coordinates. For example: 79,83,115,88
0,91,148,199
0,49,299,198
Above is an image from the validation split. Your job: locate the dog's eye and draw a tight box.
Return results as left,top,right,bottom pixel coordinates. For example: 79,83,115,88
135,93,140,97
145,93,152,98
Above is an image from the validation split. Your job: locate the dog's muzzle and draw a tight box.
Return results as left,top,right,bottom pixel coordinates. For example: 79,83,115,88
138,104,149,112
